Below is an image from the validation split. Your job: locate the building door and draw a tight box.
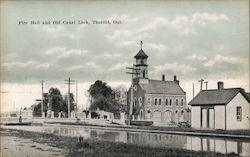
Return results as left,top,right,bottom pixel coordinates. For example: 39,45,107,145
146,110,151,119
201,108,207,128
201,108,214,129
163,110,172,123
152,111,161,121
179,110,185,122
208,109,214,128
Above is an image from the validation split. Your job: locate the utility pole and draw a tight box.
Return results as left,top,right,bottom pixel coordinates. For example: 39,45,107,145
75,80,78,112
192,82,195,98
41,80,44,117
198,79,204,91
64,77,75,118
126,65,140,125
204,81,208,90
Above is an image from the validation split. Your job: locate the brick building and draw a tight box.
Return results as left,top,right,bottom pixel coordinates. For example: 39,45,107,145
127,43,189,125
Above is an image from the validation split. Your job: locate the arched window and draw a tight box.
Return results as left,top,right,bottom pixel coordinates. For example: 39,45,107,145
159,98,162,105
143,71,145,78
147,98,151,105
176,99,178,106
139,97,142,106
165,99,168,105
134,97,137,106
154,98,157,105
169,99,172,106
181,99,184,106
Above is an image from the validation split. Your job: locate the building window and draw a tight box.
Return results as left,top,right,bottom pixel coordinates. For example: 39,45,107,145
165,99,168,105
169,99,172,106
181,99,184,106
159,98,162,105
147,98,150,105
154,98,157,105
134,98,137,106
176,99,178,106
236,106,242,121
139,97,142,107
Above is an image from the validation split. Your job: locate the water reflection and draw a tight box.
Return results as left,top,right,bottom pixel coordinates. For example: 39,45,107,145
2,125,250,156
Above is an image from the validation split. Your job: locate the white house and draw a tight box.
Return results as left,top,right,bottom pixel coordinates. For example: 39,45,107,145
189,82,250,130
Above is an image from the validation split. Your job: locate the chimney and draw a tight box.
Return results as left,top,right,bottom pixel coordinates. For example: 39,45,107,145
174,75,179,85
162,75,165,81
218,81,224,90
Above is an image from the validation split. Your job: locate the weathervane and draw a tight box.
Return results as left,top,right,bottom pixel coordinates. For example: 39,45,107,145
140,40,143,49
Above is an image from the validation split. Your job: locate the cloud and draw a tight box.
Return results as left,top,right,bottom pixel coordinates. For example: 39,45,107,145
138,13,229,35
2,60,37,68
108,14,138,23
187,54,207,61
34,63,51,69
45,47,88,58
106,30,132,40
146,43,168,52
86,62,99,69
191,13,229,26
32,25,79,39
152,62,196,76
66,64,84,71
203,54,242,67
138,16,196,35
109,62,130,71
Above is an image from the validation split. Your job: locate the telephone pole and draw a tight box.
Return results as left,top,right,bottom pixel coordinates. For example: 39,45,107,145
198,79,204,91
75,80,78,112
192,82,195,98
64,77,75,118
41,80,44,117
126,64,140,125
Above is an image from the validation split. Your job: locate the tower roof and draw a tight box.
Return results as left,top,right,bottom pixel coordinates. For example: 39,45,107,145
134,49,148,59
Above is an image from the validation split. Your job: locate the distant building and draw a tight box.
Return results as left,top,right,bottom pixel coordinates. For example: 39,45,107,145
189,82,250,130
127,42,189,125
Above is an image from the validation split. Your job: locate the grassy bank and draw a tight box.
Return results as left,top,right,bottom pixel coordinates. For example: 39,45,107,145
0,127,239,157
46,121,250,137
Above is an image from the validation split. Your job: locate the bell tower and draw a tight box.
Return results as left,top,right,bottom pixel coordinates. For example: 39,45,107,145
134,41,148,80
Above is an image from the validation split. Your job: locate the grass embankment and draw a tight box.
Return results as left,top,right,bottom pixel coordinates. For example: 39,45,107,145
46,121,250,137
0,127,239,157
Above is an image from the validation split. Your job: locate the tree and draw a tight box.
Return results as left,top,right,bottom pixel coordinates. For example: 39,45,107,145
88,80,123,113
31,87,75,117
32,93,49,117
113,85,128,113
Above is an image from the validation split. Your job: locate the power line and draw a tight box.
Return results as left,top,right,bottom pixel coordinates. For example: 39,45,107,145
126,64,140,125
41,80,44,117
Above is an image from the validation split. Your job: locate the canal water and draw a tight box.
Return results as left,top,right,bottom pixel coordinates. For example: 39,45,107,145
2,124,250,157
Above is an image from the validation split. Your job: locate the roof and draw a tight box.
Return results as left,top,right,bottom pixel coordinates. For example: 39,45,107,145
189,88,250,106
140,79,186,95
134,49,148,59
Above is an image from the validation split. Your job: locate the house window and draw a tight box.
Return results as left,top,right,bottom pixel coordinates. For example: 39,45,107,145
165,99,168,105
176,99,178,106
154,98,157,105
181,99,184,106
159,98,162,105
236,106,242,121
169,99,172,106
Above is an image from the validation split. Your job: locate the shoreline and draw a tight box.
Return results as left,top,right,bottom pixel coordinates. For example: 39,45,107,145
42,121,250,140
0,127,239,157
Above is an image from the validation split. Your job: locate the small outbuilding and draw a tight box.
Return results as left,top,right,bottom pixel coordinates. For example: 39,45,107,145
189,82,250,130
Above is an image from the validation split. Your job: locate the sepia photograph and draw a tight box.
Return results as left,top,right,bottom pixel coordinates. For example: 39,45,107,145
0,0,249,156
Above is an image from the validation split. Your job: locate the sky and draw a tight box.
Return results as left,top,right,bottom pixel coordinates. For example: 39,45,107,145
1,0,249,112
